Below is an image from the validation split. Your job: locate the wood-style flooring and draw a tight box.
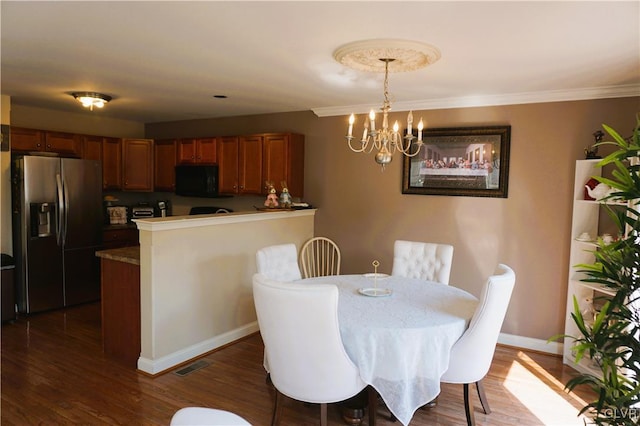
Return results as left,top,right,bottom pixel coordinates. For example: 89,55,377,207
1,302,597,425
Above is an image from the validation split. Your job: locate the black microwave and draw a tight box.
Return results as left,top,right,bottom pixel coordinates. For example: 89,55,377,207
175,164,219,198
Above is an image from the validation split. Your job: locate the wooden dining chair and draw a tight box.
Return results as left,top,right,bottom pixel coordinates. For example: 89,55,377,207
299,237,341,278
252,273,377,426
391,240,454,285
255,243,302,281
440,264,516,426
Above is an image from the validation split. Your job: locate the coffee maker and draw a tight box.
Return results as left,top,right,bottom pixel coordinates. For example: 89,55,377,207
156,200,170,217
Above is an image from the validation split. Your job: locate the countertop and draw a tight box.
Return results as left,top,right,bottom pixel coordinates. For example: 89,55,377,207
95,246,140,265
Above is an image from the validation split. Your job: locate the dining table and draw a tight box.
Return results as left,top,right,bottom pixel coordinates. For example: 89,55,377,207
296,274,479,426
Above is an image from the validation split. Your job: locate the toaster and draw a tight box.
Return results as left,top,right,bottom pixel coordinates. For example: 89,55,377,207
131,205,155,219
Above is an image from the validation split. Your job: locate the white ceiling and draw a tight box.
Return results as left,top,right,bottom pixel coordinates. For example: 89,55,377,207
1,1,639,124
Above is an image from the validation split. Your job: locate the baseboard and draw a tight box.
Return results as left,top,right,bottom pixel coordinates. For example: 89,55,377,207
498,332,563,355
137,321,260,375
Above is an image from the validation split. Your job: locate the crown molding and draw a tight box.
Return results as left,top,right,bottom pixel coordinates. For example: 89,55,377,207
311,84,640,117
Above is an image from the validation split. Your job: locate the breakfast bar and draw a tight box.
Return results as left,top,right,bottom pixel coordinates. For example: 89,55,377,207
129,209,315,375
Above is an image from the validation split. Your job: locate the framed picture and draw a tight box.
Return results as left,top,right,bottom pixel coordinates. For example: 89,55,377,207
402,125,511,198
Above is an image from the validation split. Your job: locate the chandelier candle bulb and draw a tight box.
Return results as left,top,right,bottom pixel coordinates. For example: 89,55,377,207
362,120,369,141
407,111,413,135
348,114,354,137
369,110,376,131
418,119,424,141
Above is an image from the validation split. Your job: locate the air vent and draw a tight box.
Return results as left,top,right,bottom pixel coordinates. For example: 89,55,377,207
173,360,209,376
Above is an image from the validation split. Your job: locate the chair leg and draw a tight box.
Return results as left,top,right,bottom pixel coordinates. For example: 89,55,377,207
463,383,476,426
271,388,282,426
320,403,327,426
475,380,491,414
367,386,377,426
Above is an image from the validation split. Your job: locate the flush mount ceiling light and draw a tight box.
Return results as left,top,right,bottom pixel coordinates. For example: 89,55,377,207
334,39,441,170
71,92,112,111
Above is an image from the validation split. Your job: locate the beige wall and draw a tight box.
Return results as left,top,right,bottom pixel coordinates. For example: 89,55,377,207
147,97,640,343
1,95,11,255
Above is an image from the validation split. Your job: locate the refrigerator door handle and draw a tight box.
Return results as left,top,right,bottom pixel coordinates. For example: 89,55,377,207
55,173,64,246
62,175,69,245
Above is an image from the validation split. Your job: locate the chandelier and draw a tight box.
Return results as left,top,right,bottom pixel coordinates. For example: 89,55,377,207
334,40,441,170
71,92,112,111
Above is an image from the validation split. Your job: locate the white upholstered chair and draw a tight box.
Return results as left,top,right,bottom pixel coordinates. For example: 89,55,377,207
299,237,341,278
170,407,251,425
440,264,516,426
252,273,377,426
391,240,454,285
256,243,302,281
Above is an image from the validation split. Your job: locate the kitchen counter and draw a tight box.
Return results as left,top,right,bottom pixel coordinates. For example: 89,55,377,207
95,246,140,265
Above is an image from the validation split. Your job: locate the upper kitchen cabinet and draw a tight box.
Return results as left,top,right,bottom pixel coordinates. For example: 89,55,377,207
11,127,82,158
218,135,263,195
262,133,304,198
122,139,154,192
102,138,123,190
154,139,176,192
177,138,217,165
82,135,103,161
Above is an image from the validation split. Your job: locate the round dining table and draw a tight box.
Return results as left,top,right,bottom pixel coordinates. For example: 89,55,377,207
297,274,479,426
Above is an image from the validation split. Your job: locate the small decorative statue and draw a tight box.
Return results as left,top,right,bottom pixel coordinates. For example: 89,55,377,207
279,181,292,208
584,130,603,159
264,181,279,208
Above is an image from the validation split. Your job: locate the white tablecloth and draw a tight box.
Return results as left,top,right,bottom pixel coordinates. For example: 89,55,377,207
299,274,478,426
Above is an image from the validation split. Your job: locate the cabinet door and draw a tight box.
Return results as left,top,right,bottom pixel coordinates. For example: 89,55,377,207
102,138,123,190
102,228,139,249
10,127,45,152
82,135,103,161
218,136,239,194
154,139,176,192
196,138,217,164
263,133,305,197
123,139,153,192
45,131,82,157
176,138,197,164
239,135,263,195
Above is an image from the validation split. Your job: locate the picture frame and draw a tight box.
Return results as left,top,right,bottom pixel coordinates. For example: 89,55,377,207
402,125,511,198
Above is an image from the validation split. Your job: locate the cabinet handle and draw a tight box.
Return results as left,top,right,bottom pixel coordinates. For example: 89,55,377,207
47,144,51,148
36,143,41,147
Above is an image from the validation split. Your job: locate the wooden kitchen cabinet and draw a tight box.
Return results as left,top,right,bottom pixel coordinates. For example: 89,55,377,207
177,138,217,164
218,135,263,195
10,127,82,157
102,138,123,190
263,133,305,197
102,228,139,249
82,135,103,161
122,139,153,191
154,139,176,192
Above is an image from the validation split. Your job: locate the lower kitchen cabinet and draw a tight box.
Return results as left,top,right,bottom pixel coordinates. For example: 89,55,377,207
99,254,140,368
103,227,139,249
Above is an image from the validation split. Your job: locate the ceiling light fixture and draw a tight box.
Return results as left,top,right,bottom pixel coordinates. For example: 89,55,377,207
334,39,441,170
71,92,112,111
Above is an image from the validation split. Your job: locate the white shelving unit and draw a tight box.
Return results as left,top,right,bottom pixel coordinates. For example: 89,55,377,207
563,159,622,375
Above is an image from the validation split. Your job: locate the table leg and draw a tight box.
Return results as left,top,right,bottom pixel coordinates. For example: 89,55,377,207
340,389,368,425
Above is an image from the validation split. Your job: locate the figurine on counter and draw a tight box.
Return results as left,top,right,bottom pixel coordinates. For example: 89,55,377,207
264,181,279,208
279,181,292,208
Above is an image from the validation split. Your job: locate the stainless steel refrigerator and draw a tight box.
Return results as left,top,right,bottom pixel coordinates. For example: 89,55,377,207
12,155,103,314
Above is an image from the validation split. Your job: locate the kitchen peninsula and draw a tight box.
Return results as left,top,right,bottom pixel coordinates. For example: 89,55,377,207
98,209,315,375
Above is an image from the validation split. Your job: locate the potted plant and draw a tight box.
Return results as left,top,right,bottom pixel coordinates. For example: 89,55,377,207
561,115,640,425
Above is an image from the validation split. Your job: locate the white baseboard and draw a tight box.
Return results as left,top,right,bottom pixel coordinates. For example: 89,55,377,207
498,332,563,355
138,321,260,375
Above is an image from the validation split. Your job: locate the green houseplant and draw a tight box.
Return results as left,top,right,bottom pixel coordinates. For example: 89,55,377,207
562,116,640,425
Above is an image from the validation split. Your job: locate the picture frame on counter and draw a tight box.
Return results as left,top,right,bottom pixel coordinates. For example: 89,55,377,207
402,125,511,198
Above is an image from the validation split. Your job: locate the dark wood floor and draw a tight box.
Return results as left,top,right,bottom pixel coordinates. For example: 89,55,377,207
1,302,596,425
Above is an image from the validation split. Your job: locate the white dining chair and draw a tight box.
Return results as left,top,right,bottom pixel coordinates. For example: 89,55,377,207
252,273,377,426
299,236,341,278
255,243,302,281
170,407,251,425
391,240,454,285
440,263,516,426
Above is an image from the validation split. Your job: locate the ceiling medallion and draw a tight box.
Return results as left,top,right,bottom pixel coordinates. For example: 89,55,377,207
333,39,441,170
